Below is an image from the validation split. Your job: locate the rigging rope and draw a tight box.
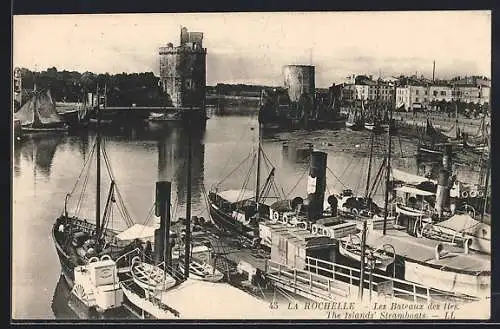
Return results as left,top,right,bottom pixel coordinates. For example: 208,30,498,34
72,139,97,216
238,153,257,204
326,166,348,190
101,144,134,227
68,138,97,198
214,121,256,188
285,165,309,198
215,152,254,189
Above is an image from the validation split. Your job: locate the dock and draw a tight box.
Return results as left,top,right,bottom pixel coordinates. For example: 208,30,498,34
188,222,482,306
364,229,490,272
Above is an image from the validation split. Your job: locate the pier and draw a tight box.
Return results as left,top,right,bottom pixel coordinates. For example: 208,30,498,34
189,222,481,306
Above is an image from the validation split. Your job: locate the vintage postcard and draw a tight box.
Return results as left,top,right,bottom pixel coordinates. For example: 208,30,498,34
12,11,491,321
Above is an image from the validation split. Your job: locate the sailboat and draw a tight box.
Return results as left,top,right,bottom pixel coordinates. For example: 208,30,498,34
14,89,68,133
345,103,364,131
336,132,382,219
417,118,451,156
51,84,138,289
207,118,283,243
418,105,463,157
464,115,489,154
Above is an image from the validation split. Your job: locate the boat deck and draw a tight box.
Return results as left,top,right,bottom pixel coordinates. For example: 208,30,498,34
365,229,490,273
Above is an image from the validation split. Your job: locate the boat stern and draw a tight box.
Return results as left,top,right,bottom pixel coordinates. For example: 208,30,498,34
72,257,124,312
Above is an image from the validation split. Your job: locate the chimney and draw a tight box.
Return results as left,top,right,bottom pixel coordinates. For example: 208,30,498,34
442,144,453,173
154,181,172,265
307,151,327,222
435,169,450,218
432,61,435,82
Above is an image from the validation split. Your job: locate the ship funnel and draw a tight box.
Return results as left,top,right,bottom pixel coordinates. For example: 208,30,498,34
154,181,172,265
442,145,453,172
307,150,327,221
435,169,450,218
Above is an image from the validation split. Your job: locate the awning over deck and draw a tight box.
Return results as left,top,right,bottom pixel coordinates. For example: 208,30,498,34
394,185,435,196
391,168,437,185
115,224,175,243
217,189,255,203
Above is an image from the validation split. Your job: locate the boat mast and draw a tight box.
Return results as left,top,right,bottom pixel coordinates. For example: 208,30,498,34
382,95,393,235
95,83,101,240
481,142,490,222
364,132,375,199
184,110,193,279
255,118,262,210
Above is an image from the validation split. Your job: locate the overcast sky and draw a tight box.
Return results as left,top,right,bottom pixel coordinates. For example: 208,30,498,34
13,11,491,87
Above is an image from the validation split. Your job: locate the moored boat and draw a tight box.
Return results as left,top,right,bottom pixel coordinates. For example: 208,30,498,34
51,84,139,288
15,89,69,134
338,237,395,271
178,259,224,282
421,214,491,254
130,259,177,291
207,118,284,243
345,107,364,131
68,255,126,316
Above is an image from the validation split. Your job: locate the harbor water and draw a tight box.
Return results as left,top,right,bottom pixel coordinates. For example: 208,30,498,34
12,111,485,319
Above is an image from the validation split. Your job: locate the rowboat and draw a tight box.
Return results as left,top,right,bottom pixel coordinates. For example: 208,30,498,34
338,238,395,271
131,261,177,291
178,260,224,282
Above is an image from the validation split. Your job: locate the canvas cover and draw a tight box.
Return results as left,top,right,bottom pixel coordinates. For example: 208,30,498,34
391,168,437,185
436,214,491,240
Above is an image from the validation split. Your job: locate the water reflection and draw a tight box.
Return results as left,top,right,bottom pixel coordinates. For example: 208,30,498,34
17,135,64,179
12,113,489,319
13,142,21,177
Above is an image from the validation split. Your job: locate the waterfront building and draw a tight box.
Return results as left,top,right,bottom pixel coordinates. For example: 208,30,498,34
282,65,315,103
353,75,394,105
159,27,207,108
340,83,356,102
396,84,429,111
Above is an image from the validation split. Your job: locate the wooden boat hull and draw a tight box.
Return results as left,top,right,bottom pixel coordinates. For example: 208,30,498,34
404,259,490,298
121,282,179,319
345,121,364,131
131,262,176,291
178,261,224,282
422,224,491,254
89,118,114,125
22,125,68,134
395,203,426,217
208,201,257,241
52,216,126,289
338,240,394,271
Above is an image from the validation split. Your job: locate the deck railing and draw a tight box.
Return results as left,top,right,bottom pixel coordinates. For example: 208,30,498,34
265,256,477,303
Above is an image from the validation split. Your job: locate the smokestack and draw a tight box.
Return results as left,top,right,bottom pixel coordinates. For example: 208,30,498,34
307,151,327,221
435,170,450,218
154,181,172,265
432,61,435,82
442,144,453,172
